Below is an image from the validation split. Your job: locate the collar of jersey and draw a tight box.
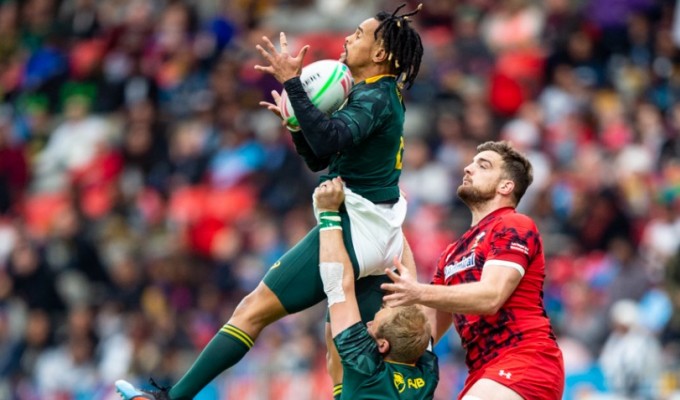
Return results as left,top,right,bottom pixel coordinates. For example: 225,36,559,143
477,206,515,226
361,74,397,85
385,359,416,367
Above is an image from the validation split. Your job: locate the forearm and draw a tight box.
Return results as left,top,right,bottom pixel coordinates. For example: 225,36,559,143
424,306,453,344
319,228,354,287
415,281,505,315
400,237,417,277
319,225,360,337
284,77,353,158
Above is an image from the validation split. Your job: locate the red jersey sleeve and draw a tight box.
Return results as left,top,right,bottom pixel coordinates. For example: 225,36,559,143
485,214,539,276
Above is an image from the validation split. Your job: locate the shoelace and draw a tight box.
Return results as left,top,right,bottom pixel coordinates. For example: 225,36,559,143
148,377,170,394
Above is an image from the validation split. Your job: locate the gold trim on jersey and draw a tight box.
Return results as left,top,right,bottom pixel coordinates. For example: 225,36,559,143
385,359,417,367
333,384,343,396
364,74,397,84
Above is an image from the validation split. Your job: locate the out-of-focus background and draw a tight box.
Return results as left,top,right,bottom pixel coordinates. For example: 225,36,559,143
0,0,678,399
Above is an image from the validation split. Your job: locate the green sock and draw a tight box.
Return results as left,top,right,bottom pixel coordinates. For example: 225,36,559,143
169,324,254,400
333,383,342,400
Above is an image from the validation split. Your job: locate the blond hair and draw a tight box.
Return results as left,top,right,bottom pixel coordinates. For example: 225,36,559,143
376,305,431,363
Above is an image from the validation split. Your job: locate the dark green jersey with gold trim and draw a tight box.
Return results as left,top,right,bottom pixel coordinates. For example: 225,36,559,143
334,322,439,400
289,75,405,203
323,75,405,203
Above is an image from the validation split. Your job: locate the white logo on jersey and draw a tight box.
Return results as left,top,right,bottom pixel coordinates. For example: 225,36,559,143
471,232,486,249
444,253,475,279
510,242,529,255
499,370,512,379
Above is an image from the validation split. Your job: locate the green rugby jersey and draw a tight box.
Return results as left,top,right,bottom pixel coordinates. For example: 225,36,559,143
334,322,439,400
292,75,406,203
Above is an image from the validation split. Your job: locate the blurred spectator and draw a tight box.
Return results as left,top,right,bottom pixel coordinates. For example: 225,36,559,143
558,278,609,357
599,299,663,399
0,110,28,214
604,237,653,308
7,239,65,313
401,136,454,211
32,82,116,193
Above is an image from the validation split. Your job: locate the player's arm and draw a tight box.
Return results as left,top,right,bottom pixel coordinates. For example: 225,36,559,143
382,265,522,315
426,307,453,344
392,239,453,342
383,262,522,315
284,78,354,160
315,177,361,336
383,218,529,315
254,32,348,163
258,87,332,171
286,80,391,159
400,236,417,278
288,128,332,172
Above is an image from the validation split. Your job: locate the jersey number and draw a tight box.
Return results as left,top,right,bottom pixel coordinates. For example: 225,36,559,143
395,136,404,170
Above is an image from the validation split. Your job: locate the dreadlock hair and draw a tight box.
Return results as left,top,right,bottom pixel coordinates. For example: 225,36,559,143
374,3,424,90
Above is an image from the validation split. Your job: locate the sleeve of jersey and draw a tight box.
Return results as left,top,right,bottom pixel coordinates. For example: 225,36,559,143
283,77,353,159
333,83,389,146
288,130,331,172
333,322,383,376
485,216,537,277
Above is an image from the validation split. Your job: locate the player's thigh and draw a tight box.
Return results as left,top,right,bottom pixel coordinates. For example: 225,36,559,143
262,225,327,314
355,274,390,322
464,378,524,400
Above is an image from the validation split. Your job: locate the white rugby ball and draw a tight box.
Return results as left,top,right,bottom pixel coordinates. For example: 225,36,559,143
280,59,353,129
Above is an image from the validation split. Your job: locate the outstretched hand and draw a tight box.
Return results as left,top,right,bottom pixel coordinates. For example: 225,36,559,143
254,32,309,83
258,89,288,127
381,256,423,307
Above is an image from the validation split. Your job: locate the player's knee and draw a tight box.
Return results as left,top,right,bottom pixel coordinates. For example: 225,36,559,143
230,283,287,330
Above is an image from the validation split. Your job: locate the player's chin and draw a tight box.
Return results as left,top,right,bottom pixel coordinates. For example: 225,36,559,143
339,53,347,64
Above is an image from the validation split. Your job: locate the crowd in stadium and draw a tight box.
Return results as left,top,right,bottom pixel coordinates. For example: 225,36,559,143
0,0,679,399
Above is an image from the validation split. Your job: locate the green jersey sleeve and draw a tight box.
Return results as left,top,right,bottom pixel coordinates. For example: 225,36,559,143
288,130,331,172
334,322,383,376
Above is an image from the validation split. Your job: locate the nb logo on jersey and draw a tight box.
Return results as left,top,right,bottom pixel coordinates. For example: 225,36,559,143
270,260,281,269
408,378,426,389
499,370,512,379
393,372,425,393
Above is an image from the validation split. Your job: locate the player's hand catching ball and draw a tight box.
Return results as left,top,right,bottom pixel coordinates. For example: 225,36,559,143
254,32,309,84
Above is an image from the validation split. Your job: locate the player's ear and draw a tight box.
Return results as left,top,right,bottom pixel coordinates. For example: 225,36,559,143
498,180,515,196
376,338,390,355
373,45,388,63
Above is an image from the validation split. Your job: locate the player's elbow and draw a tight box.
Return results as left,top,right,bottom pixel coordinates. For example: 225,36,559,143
307,162,327,172
477,295,505,315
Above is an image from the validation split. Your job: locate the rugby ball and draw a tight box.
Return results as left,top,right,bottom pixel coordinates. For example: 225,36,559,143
280,59,353,129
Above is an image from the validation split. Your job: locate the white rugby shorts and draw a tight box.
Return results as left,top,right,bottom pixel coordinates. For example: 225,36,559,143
313,186,406,278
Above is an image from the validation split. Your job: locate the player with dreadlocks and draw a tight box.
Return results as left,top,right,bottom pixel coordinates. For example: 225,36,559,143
114,4,426,400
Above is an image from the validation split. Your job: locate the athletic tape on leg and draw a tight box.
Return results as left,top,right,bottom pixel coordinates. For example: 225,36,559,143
320,262,346,306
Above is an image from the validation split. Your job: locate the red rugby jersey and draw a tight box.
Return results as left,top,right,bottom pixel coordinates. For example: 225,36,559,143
433,207,558,371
